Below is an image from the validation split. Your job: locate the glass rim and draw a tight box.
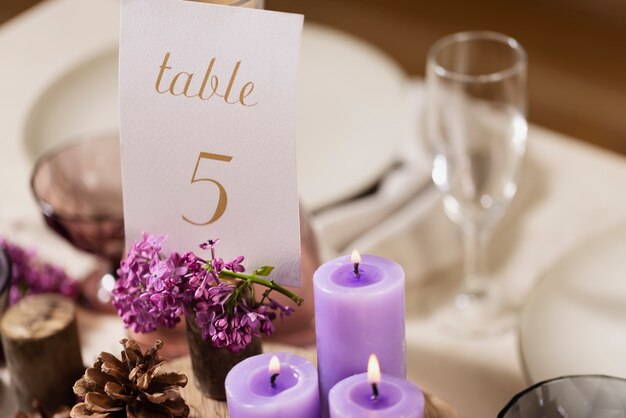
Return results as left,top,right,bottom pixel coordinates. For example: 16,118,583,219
497,374,626,417
30,133,123,223
0,248,11,296
427,31,527,84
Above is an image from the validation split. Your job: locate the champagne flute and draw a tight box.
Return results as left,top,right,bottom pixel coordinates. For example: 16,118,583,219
425,31,527,336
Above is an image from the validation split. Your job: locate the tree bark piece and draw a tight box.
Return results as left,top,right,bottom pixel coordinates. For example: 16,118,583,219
0,294,84,413
166,343,458,417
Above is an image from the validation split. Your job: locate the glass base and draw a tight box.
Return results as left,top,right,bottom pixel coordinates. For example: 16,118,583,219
78,262,118,315
432,288,517,338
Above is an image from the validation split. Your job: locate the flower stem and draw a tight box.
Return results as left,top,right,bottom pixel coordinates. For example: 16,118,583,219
219,270,304,306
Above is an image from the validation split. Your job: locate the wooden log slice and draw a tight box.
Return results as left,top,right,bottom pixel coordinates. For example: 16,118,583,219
166,343,458,418
0,294,84,413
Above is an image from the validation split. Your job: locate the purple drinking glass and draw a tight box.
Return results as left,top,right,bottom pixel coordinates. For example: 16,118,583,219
30,134,123,313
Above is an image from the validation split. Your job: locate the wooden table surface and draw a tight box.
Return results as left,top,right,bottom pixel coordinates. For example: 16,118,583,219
166,344,459,418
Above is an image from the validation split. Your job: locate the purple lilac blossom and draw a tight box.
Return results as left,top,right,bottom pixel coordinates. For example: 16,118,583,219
0,238,79,305
193,283,279,352
112,233,197,333
225,256,245,273
112,234,295,352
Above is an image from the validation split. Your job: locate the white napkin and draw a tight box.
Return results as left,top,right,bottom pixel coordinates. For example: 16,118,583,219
312,80,462,284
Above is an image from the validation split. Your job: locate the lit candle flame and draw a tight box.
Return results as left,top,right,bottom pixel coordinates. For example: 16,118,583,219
367,354,381,385
351,250,362,276
268,355,281,374
268,355,281,388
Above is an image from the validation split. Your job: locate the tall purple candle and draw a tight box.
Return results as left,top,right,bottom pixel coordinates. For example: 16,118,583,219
314,251,406,416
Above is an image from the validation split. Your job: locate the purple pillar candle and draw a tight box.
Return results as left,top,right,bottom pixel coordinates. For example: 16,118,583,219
225,352,321,418
314,251,406,416
328,355,424,418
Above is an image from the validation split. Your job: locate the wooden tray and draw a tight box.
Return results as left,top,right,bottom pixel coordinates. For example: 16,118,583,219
166,344,458,418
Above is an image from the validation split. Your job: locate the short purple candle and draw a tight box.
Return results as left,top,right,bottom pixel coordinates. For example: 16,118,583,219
329,373,424,418
225,352,321,418
314,252,406,416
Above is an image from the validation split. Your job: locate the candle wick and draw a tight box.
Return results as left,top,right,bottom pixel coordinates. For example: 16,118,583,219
270,373,279,388
371,382,379,400
353,262,360,276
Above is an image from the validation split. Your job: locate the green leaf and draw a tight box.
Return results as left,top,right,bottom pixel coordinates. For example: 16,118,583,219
254,266,275,277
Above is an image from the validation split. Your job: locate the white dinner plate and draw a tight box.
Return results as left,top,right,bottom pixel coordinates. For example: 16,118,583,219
520,222,626,383
23,23,407,212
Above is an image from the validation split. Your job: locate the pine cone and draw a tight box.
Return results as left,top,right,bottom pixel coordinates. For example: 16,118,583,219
70,339,190,418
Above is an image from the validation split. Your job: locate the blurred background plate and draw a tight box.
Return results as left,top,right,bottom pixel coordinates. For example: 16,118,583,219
23,22,407,212
520,222,626,383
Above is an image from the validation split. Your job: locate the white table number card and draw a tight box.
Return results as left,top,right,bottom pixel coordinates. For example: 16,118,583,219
119,0,303,287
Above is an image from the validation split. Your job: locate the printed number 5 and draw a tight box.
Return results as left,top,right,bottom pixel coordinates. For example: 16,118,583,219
182,152,233,226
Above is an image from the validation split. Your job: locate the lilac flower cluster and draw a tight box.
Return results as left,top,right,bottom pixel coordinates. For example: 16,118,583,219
191,243,293,352
0,238,79,306
112,234,195,333
193,283,278,352
112,234,299,352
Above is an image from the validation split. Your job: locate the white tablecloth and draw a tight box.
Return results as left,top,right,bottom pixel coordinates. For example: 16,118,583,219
3,1,626,417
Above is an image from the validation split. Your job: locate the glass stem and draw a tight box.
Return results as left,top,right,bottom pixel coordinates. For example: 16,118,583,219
461,224,491,301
